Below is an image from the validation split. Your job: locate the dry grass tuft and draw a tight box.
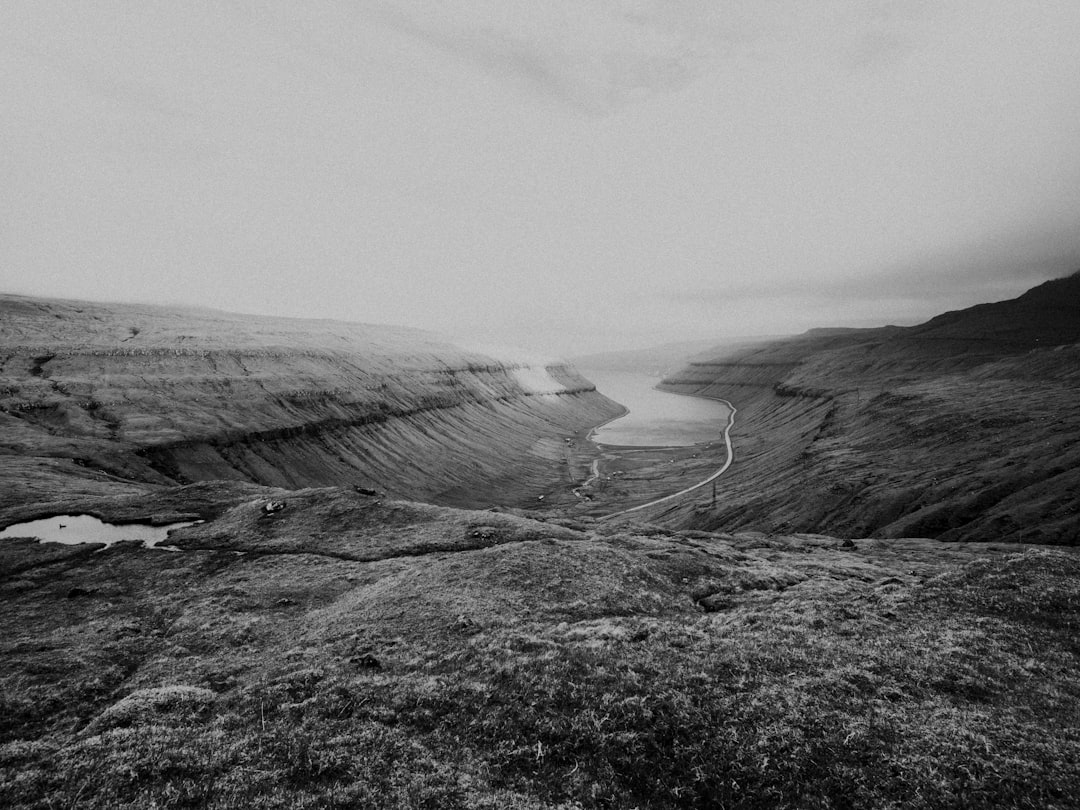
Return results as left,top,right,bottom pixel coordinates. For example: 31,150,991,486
2,491,1079,808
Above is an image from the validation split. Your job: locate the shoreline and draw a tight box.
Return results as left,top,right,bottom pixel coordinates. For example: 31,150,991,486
597,392,738,520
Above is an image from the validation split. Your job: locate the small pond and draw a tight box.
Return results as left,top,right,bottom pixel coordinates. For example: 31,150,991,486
0,514,201,550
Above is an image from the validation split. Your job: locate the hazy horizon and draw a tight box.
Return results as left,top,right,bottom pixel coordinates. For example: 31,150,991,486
4,2,1080,355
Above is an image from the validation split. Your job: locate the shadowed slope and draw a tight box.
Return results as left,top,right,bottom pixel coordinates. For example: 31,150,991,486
658,272,1080,542
0,295,621,511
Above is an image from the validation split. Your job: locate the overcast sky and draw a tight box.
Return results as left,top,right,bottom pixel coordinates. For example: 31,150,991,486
4,1,1080,356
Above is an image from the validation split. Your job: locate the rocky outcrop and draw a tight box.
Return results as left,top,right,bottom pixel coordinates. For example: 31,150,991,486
657,272,1080,543
0,295,622,510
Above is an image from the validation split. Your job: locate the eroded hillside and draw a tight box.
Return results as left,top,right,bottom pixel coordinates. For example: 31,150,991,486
0,295,622,512
658,273,1080,542
3,282,1080,808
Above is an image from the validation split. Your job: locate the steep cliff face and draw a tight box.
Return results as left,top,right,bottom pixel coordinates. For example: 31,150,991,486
0,296,621,510
658,273,1080,543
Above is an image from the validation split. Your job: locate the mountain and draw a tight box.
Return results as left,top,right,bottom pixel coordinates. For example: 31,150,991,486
658,272,1080,543
0,295,622,515
2,287,1079,808
905,270,1080,350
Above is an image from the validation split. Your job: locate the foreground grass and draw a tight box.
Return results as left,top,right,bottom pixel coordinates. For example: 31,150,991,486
2,492,1078,808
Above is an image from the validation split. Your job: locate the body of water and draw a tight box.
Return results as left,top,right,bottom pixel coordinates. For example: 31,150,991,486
0,514,201,549
583,369,731,447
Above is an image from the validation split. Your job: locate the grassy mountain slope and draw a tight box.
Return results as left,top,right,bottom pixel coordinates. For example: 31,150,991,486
658,273,1080,542
3,279,1080,808
0,295,622,512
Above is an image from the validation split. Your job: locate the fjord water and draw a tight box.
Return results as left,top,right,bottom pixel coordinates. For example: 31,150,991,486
0,514,200,549
583,369,732,447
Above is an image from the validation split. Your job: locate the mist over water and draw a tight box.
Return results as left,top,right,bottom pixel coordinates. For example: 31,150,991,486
584,370,731,447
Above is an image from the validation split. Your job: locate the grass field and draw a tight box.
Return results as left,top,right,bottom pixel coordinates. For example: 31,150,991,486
2,486,1078,808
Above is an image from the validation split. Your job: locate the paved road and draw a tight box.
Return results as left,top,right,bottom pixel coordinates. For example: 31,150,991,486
597,397,737,520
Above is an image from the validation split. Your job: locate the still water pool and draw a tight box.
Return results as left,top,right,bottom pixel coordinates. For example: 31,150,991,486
0,514,201,549
584,370,731,447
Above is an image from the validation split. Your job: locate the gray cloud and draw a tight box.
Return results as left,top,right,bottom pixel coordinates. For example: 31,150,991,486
5,2,1080,356
0,33,201,123
664,228,1080,323
359,1,748,113
367,4,594,110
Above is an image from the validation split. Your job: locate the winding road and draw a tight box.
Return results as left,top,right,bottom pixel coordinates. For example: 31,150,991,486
597,397,737,520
